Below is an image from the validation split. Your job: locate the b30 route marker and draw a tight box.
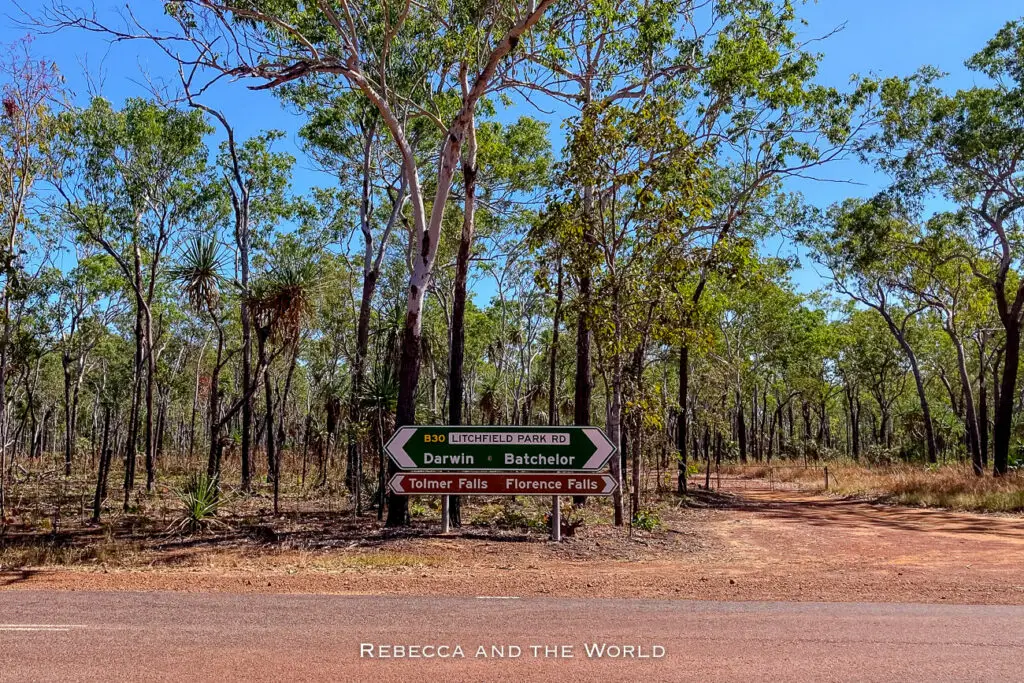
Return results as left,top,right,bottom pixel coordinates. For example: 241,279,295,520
384,426,616,472
388,473,618,496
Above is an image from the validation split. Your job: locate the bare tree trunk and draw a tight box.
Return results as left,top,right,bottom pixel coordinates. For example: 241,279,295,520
276,342,300,462
993,324,1019,476
736,389,747,463
878,311,937,463
608,360,624,526
947,328,982,475
62,359,73,476
978,345,989,468
239,205,253,492
631,415,641,519
549,259,563,426
846,385,860,460
258,330,278,513
676,345,688,494
572,269,593,510
144,310,157,490
0,305,9,524
92,405,113,523
123,304,144,511
446,115,478,529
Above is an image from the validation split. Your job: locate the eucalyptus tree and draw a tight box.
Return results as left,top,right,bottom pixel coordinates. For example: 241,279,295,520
53,97,212,503
180,69,299,490
282,84,410,498
866,20,1024,474
895,226,993,473
837,309,910,453
522,0,695,451
51,250,123,476
525,0,881,493
804,196,938,463
48,0,563,525
0,37,62,523
553,94,709,522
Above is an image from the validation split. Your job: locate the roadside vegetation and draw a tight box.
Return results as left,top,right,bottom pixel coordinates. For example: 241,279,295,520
830,465,1024,513
0,2,1023,571
706,461,1024,513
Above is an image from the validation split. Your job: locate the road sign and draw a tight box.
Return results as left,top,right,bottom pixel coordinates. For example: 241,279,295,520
388,473,618,496
384,425,616,472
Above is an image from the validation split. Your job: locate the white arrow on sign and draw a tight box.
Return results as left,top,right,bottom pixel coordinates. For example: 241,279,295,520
581,427,616,470
389,473,409,494
597,473,618,494
384,426,417,469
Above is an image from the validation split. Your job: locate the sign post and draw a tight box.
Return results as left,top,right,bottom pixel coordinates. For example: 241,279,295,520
440,495,450,534
551,495,561,543
385,426,617,542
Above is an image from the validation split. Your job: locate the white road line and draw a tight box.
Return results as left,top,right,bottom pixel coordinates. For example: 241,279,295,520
0,624,85,631
475,596,520,600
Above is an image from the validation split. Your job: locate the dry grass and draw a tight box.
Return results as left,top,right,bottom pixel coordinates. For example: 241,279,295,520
700,461,1024,513
0,535,144,571
830,464,1024,513
715,463,828,484
339,552,445,569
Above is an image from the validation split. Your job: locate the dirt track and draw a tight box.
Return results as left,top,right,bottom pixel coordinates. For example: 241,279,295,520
3,490,1023,604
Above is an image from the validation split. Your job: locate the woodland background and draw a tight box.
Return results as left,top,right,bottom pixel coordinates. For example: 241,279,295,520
1,1,1023,534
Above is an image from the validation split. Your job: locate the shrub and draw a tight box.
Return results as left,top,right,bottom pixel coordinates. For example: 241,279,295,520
171,472,223,534
409,500,432,519
632,509,661,531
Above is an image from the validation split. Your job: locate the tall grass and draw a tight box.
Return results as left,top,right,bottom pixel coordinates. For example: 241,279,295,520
832,464,1024,513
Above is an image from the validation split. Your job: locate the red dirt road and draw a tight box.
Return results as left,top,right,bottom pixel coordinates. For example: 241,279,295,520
1,592,1023,682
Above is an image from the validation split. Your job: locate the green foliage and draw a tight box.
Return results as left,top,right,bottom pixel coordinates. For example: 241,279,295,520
6,3,1024,540
632,509,661,531
408,500,433,519
171,236,225,314
171,473,223,534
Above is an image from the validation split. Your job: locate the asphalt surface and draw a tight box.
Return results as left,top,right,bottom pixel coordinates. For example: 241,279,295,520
1,591,1022,682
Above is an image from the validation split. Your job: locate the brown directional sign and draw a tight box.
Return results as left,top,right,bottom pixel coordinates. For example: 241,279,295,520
388,472,618,496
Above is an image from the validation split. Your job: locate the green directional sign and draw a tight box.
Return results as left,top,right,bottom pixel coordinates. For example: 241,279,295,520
384,425,616,472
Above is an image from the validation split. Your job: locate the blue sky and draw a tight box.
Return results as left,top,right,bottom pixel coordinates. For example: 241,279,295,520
2,1,1021,295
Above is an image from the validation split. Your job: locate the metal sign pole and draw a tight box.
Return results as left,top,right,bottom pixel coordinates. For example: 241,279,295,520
441,495,450,533
551,495,561,542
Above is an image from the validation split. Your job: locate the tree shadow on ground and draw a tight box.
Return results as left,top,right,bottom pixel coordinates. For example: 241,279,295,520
718,490,1021,539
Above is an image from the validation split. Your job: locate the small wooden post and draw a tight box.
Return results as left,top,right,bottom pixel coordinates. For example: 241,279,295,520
551,496,561,542
824,466,829,491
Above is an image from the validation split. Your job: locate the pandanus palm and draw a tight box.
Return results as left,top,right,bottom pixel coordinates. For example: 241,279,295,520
172,236,224,315
249,259,318,347
171,236,230,485
248,257,319,514
361,361,399,520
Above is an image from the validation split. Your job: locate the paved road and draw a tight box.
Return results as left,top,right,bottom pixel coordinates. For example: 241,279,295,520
1,592,1022,682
